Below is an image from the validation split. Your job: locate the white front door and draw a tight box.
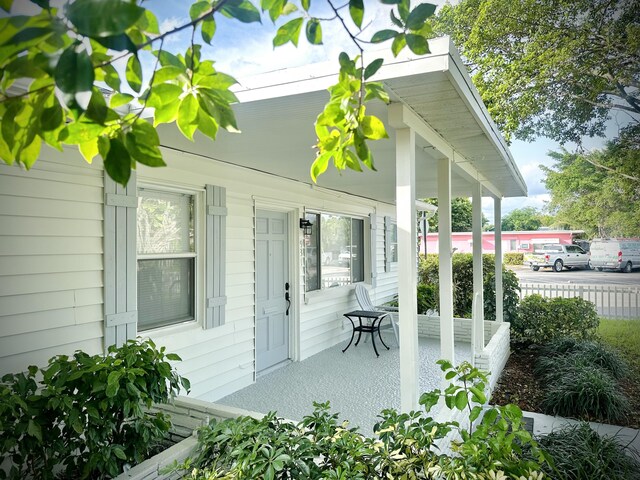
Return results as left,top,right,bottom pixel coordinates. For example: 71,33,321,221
255,210,290,373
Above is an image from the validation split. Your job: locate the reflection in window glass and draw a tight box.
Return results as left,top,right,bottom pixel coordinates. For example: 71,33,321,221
388,222,398,263
137,188,196,330
303,212,365,291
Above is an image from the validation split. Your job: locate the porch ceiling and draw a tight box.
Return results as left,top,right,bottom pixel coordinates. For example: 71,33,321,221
157,37,527,205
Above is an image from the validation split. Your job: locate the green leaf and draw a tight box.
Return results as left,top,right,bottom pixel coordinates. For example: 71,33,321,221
469,386,486,404
469,405,483,422
220,0,261,24
391,33,406,57
27,419,42,441
66,0,145,37
398,0,410,22
364,58,383,80
156,50,185,70
125,120,166,167
126,54,143,93
273,17,303,47
406,3,436,30
305,18,322,45
370,29,397,43
390,9,403,28
166,353,181,361
310,152,331,182
62,120,106,144
361,115,387,140
0,0,13,13
113,446,127,460
54,47,94,102
196,108,218,141
455,390,468,410
79,138,99,163
84,88,109,124
103,137,131,186
482,408,499,425
110,93,134,108
177,94,199,140
349,0,364,28
301,0,310,11
18,135,41,169
406,34,429,55
101,64,121,91
1,26,53,48
201,16,216,44
40,103,63,132
189,1,211,21
94,33,136,52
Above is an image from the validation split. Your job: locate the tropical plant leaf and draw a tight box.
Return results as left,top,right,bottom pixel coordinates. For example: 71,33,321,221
406,3,436,30
305,18,322,45
126,54,143,93
273,17,303,47
66,0,145,37
349,0,364,28
220,0,261,24
103,137,131,186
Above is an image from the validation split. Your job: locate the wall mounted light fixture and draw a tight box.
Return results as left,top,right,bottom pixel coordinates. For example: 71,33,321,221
299,218,313,236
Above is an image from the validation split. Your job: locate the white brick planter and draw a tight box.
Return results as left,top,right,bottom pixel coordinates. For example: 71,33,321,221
115,398,265,480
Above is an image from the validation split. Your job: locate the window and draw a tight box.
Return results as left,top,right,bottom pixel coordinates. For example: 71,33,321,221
509,239,517,251
304,212,365,292
385,218,398,271
137,188,196,330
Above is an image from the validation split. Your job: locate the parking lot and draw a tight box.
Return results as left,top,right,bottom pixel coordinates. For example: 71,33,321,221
512,265,640,286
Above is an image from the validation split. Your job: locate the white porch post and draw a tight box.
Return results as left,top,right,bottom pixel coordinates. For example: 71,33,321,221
438,158,455,365
494,197,503,322
472,183,484,356
396,127,419,412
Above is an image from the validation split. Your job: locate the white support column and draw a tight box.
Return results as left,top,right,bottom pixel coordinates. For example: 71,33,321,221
437,158,455,365
494,197,503,322
472,183,484,356
396,127,419,413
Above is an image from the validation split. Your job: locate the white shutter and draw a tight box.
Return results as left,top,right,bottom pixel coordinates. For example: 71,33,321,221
205,184,227,328
104,172,138,348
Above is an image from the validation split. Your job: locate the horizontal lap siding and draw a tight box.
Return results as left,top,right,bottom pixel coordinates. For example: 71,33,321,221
0,153,104,376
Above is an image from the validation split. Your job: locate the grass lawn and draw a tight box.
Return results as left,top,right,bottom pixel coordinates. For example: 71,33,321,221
598,318,640,374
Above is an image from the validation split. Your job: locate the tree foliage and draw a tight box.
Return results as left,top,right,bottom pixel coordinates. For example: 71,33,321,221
0,0,436,186
541,145,640,238
433,0,640,145
501,206,543,231
425,197,487,232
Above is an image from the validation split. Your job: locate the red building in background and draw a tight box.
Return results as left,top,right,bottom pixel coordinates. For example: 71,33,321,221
421,230,586,255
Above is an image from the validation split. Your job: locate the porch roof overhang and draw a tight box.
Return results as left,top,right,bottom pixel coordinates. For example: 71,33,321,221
157,36,527,203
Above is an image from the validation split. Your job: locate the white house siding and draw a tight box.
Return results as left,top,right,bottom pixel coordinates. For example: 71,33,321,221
0,151,104,376
135,147,399,400
0,144,398,401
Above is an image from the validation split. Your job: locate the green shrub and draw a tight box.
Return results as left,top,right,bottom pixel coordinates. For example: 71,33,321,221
537,423,640,480
417,282,437,314
511,295,599,345
504,252,524,265
483,267,520,323
538,338,629,380
173,361,549,479
418,253,520,321
0,339,190,479
540,364,629,422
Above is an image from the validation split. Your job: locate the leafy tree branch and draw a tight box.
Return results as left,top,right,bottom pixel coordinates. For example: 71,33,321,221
0,0,436,186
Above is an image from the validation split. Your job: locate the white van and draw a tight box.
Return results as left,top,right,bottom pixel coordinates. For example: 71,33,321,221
589,239,640,272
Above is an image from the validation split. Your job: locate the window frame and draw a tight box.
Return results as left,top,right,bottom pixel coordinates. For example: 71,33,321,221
136,184,203,332
304,210,368,292
384,217,398,272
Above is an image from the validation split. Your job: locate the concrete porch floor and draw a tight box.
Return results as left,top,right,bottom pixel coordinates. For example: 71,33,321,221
219,331,473,435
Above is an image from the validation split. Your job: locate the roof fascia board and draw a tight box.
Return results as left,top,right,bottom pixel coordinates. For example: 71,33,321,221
388,103,502,198
444,41,527,197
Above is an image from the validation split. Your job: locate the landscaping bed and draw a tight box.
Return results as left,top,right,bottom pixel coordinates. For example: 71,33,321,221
491,342,640,430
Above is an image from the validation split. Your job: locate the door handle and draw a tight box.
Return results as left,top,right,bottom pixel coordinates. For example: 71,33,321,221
285,282,291,315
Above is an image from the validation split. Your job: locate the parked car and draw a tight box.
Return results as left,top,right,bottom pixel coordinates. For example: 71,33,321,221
338,245,357,266
524,243,590,272
589,238,640,272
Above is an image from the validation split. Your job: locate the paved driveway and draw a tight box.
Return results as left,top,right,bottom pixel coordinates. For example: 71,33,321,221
512,266,640,286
